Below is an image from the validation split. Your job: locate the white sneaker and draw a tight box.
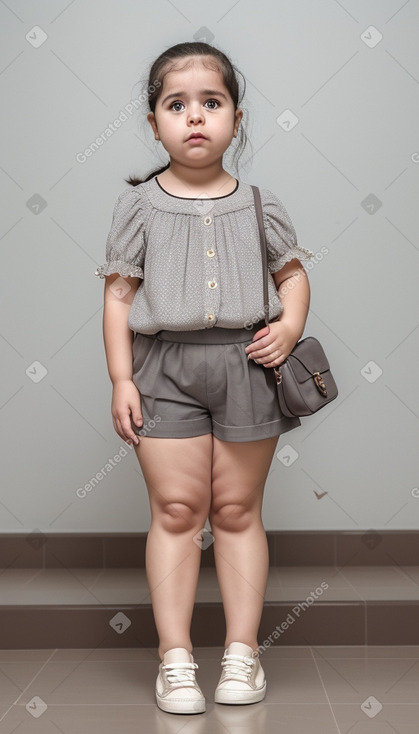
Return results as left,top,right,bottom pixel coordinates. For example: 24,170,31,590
214,642,266,705
155,647,206,714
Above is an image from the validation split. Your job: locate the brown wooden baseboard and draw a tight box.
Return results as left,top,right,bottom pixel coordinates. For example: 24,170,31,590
1,530,418,569
2,600,419,649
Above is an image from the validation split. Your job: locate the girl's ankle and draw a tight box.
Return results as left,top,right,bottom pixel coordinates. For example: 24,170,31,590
159,646,193,661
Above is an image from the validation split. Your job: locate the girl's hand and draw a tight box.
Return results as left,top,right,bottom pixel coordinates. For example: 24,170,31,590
111,379,143,445
244,322,299,368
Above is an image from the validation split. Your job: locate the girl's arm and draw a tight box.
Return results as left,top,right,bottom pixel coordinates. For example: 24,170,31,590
246,258,311,367
103,273,138,382
103,273,143,445
274,258,311,342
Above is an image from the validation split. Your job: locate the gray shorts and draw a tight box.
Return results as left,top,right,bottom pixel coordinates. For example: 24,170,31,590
131,319,301,442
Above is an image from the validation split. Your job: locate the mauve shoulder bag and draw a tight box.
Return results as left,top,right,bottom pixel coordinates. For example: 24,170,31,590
251,185,338,418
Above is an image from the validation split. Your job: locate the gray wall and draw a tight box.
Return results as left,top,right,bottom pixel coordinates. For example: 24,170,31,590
1,0,418,533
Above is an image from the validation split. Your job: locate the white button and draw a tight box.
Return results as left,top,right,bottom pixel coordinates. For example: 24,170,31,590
203,216,212,225
208,313,214,320
206,249,215,257
208,280,217,289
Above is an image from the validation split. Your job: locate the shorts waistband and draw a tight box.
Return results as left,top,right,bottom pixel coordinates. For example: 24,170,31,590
138,320,268,344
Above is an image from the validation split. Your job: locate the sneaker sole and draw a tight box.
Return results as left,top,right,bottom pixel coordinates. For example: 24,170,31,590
156,691,206,714
214,680,266,705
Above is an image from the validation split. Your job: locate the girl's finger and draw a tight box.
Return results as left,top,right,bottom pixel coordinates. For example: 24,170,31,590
114,416,131,443
114,419,125,442
121,414,141,445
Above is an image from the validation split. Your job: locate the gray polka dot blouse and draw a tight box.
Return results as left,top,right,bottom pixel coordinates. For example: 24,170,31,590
95,176,314,335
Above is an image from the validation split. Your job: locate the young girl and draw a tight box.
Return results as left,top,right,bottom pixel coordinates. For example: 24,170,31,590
96,41,314,715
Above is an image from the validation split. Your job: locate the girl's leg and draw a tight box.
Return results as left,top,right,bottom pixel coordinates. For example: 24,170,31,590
134,434,213,661
208,435,279,651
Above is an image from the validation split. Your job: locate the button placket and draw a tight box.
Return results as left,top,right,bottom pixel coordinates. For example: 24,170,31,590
202,210,218,326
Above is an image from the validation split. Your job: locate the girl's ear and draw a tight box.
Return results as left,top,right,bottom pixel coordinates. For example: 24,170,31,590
147,112,160,140
233,108,243,137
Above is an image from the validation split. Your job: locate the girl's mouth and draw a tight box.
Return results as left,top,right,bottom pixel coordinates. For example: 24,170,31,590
187,133,207,142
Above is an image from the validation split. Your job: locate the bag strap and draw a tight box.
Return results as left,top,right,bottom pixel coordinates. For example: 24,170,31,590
250,185,270,328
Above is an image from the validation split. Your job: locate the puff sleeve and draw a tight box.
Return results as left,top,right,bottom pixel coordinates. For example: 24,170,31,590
260,188,314,274
95,187,147,279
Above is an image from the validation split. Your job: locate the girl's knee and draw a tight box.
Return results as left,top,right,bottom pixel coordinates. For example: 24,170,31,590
155,501,208,534
209,503,260,533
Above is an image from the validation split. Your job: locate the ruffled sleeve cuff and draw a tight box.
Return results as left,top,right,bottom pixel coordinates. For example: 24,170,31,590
260,188,315,273
267,245,315,274
95,261,144,279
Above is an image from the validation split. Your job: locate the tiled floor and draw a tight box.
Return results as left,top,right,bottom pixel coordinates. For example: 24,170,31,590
0,645,418,732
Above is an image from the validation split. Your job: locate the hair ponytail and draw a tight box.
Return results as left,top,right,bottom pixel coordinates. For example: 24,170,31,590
125,162,170,187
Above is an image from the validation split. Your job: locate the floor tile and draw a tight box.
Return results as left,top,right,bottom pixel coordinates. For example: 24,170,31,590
0,645,418,732
314,654,419,703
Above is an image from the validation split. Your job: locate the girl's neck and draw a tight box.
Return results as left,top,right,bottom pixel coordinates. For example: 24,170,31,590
157,163,236,198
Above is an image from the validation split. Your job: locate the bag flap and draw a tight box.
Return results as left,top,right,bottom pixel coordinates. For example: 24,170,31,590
286,337,330,383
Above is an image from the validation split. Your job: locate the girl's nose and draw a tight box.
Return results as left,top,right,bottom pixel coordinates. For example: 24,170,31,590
188,106,204,125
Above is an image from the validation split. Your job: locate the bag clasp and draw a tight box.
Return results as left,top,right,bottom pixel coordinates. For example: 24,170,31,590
313,371,327,397
273,367,282,385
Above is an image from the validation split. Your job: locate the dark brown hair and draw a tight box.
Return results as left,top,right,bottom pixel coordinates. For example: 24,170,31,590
125,41,248,186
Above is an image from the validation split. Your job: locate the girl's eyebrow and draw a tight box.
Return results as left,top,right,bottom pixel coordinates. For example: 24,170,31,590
161,89,229,105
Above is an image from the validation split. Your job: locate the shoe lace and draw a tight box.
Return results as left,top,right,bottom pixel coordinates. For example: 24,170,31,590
162,661,199,688
220,653,255,683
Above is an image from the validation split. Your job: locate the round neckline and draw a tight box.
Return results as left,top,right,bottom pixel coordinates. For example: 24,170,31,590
155,176,239,200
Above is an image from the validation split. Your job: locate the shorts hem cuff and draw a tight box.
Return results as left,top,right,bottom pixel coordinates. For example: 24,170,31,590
212,416,301,442
133,415,212,439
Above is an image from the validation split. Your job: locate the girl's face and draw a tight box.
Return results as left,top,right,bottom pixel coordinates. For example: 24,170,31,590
147,58,242,169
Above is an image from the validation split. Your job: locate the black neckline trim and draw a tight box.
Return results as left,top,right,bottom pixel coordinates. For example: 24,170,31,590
155,176,239,200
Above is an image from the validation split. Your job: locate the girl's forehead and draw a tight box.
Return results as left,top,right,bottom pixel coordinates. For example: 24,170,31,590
161,62,226,91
